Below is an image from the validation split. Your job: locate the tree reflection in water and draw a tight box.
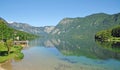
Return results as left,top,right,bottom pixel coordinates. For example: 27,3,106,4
29,37,120,60
95,40,120,53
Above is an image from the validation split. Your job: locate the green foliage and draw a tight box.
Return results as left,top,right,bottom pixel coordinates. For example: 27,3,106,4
14,52,24,60
96,40,120,53
0,17,37,63
0,52,24,63
0,41,24,63
95,30,111,41
0,18,37,40
111,26,120,37
0,42,6,51
0,40,22,53
95,25,120,41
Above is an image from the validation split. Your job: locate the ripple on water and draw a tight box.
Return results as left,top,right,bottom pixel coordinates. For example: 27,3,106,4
59,57,78,64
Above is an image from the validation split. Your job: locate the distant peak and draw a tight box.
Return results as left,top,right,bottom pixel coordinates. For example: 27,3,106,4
7,21,15,24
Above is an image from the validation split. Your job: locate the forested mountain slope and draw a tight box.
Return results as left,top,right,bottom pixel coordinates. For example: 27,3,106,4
0,18,36,40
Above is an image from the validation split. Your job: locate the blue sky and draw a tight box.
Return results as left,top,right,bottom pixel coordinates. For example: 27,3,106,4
0,0,120,27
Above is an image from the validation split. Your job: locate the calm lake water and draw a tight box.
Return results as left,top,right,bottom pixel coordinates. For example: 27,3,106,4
0,38,120,70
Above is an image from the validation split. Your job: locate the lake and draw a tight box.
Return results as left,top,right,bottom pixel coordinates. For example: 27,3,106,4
0,37,120,70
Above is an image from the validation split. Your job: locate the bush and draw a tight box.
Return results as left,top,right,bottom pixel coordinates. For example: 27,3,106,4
95,30,111,41
111,26,120,37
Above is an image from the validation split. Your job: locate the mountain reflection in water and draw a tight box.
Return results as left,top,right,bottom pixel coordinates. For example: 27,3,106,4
29,37,120,60
0,37,120,70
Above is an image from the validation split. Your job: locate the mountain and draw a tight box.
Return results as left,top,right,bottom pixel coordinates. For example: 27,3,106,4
50,13,120,39
8,13,120,39
0,17,36,40
8,22,55,36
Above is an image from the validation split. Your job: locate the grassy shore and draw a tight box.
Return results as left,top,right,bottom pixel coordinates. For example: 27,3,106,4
0,41,24,63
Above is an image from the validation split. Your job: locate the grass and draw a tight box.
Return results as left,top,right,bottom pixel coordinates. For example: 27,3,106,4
0,52,24,63
0,53,15,63
0,44,24,63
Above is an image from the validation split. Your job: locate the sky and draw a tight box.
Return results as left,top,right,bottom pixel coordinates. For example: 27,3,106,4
0,0,120,27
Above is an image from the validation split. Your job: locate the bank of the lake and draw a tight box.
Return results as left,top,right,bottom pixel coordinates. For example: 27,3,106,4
0,40,24,63
0,18,37,63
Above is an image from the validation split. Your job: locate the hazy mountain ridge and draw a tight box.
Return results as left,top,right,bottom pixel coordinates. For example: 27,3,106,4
8,22,55,35
7,13,120,38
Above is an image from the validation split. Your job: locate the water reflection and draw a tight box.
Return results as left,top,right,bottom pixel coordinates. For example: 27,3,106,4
112,42,120,49
29,38,61,47
1,37,120,70
96,40,120,53
29,37,120,60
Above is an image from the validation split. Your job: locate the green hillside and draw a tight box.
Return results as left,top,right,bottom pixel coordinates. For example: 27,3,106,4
51,13,120,39
0,18,37,40
0,17,37,63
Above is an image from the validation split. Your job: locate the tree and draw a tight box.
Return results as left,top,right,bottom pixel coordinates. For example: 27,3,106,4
3,39,13,55
111,26,120,37
95,30,111,41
